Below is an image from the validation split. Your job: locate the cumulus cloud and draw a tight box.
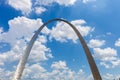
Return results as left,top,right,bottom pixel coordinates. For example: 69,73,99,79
111,59,120,68
0,27,3,33
0,27,3,40
93,47,120,68
93,47,117,61
51,61,67,70
88,39,105,48
115,38,120,47
82,0,96,4
0,17,54,80
7,0,76,15
103,73,120,80
55,0,76,6
7,0,32,15
29,38,52,62
34,7,46,15
0,39,25,66
50,19,94,43
34,0,76,6
100,62,110,69
0,16,42,46
0,68,13,80
0,16,52,67
103,73,114,80
0,16,50,46
22,61,93,80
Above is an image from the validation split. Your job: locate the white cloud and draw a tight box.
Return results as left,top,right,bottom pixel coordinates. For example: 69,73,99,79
0,36,51,66
71,20,94,36
115,38,120,47
103,73,114,80
103,73,120,80
0,27,3,39
111,59,120,68
41,26,51,35
34,7,46,15
7,0,32,15
100,62,110,69
93,47,117,61
24,63,46,75
0,16,54,80
0,39,25,66
0,68,13,80
34,0,76,6
33,0,77,15
37,35,47,44
22,61,93,80
0,16,43,46
106,32,112,35
0,50,20,66
0,16,52,66
34,0,53,6
7,0,76,15
88,39,105,48
51,61,67,70
29,39,51,62
93,47,120,68
82,0,96,4
55,0,76,6
50,19,94,43
0,27,3,33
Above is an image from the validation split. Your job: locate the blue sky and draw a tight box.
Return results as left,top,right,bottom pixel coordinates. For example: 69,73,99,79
0,0,120,80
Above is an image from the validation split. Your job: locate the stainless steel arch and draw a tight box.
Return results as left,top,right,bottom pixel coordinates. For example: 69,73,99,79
12,18,102,80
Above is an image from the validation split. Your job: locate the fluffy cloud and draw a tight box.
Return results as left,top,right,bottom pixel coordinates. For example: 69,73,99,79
0,60,93,80
0,27,3,40
103,73,120,80
7,0,32,15
0,16,50,46
0,39,25,66
93,47,117,61
0,27,3,33
22,61,93,80
103,73,114,80
111,59,120,68
7,0,76,15
82,0,96,4
51,61,67,70
115,38,120,47
0,68,13,80
93,47,120,68
88,39,105,48
0,17,54,80
34,0,76,6
0,16,42,46
50,19,94,43
0,16,52,66
100,62,110,69
71,20,94,36
29,38,52,62
55,0,76,6
34,7,46,15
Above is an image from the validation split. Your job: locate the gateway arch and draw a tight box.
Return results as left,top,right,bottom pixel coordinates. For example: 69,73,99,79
12,18,102,80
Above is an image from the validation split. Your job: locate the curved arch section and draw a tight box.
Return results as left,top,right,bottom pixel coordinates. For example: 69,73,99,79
12,18,102,80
